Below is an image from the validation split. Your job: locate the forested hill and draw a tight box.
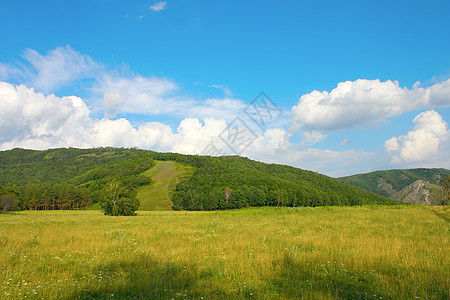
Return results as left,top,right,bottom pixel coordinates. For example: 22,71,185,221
339,168,450,205
0,148,154,185
0,148,397,211
157,154,397,209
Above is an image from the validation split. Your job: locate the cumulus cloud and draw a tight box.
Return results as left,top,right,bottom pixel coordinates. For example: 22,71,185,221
301,131,327,146
384,110,449,165
237,127,374,175
0,81,229,154
244,128,290,158
427,79,450,107
291,78,450,132
283,148,375,174
149,1,167,12
98,74,178,118
96,73,245,120
1,46,100,93
249,128,375,175
0,82,93,149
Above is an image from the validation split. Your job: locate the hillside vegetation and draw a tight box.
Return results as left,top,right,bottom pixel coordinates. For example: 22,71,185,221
0,206,447,299
340,168,450,205
137,161,196,211
165,155,396,210
0,148,397,211
0,148,148,186
0,148,156,211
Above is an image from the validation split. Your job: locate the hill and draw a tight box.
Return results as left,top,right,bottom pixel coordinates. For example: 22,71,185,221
0,148,397,211
0,147,152,186
339,168,450,205
137,161,195,211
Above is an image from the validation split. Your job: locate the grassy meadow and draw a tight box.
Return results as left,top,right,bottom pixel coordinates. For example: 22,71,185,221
0,206,448,299
137,161,195,211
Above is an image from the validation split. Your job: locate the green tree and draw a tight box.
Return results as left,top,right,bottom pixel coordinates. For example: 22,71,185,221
99,181,140,216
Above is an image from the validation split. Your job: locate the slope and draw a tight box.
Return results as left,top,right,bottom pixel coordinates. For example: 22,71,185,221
0,148,397,211
0,147,151,186
339,168,450,205
137,161,196,211
151,155,398,210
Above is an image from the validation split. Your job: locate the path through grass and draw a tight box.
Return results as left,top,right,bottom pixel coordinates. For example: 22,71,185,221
137,160,195,211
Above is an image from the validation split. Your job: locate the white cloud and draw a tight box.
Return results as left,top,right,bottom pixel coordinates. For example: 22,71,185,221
96,73,245,120
0,81,229,154
428,79,450,107
2,46,100,93
98,74,178,118
245,128,290,158
149,1,167,12
2,46,248,121
283,148,375,174
209,84,233,97
291,78,450,132
237,127,374,175
0,82,93,149
172,118,227,154
384,110,449,165
301,131,327,146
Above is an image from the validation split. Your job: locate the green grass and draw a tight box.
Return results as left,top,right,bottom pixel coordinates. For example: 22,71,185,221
137,161,195,211
0,206,448,299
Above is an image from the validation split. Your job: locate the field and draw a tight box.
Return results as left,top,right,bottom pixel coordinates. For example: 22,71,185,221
0,206,448,299
137,161,196,211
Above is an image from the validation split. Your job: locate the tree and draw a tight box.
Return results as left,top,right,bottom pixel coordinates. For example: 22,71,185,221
99,181,140,216
275,188,287,207
1,194,19,213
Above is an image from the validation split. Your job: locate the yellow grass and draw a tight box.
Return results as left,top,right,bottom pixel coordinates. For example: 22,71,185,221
0,206,448,299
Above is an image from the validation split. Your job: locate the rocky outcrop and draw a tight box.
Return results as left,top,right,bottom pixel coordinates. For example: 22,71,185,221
392,180,431,205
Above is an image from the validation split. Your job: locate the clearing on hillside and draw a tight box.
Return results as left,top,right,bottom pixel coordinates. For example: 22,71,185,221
137,160,195,210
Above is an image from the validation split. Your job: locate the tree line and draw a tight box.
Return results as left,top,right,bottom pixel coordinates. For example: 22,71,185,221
0,149,155,215
1,181,141,216
1,184,91,211
172,184,395,211
163,155,399,210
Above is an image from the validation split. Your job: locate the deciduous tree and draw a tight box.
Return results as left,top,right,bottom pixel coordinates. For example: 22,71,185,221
99,181,139,216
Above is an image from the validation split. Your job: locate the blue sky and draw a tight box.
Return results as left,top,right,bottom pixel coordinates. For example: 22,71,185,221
0,0,449,176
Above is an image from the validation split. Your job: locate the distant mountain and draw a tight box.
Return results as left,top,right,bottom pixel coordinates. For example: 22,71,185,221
0,148,397,211
339,168,450,205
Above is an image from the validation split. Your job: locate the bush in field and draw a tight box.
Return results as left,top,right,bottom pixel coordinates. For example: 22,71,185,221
99,181,140,216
